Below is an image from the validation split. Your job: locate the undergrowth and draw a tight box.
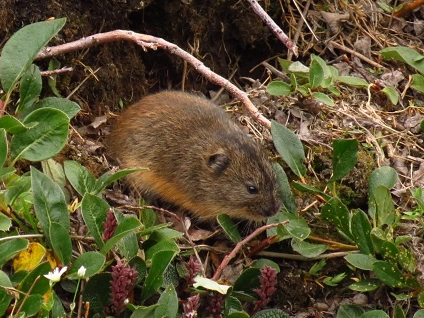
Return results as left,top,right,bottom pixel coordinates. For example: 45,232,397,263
0,18,424,318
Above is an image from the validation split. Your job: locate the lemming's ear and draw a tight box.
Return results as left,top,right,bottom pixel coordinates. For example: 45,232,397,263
207,151,230,176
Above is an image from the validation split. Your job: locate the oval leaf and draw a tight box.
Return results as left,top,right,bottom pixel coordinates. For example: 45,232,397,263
0,18,66,93
217,214,242,243
271,120,306,177
330,139,358,182
19,97,81,120
18,64,42,112
67,252,106,280
11,108,69,162
266,81,291,96
81,193,109,248
31,167,70,237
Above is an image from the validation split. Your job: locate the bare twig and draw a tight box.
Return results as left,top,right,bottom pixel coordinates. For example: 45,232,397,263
329,41,386,70
211,222,284,281
246,0,298,57
40,67,73,77
36,30,272,128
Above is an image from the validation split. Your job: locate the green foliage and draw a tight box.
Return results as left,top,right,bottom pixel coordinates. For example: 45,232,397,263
266,53,403,105
2,18,424,318
270,120,424,313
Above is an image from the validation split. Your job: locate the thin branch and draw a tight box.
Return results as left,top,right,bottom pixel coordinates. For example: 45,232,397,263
211,222,284,281
36,30,272,128
246,0,298,57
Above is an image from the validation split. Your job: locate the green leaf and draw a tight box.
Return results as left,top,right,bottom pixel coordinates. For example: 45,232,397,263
381,47,424,75
251,309,290,318
351,209,374,255
309,59,324,88
81,193,109,248
5,175,31,206
148,228,183,242
0,213,12,232
277,58,293,73
20,262,51,294
0,167,15,182
380,86,399,105
373,261,406,288
0,115,27,134
370,186,395,227
233,268,261,296
31,166,70,237
273,163,296,214
50,222,72,264
20,97,81,120
115,210,140,260
0,18,66,93
155,284,178,318
394,305,406,318
82,273,112,314
252,259,280,272
330,139,358,182
0,129,7,167
344,254,377,271
0,238,28,266
130,306,159,318
291,181,331,201
100,216,143,255
0,285,13,317
41,158,70,201
18,64,42,112
65,161,97,196
19,294,44,317
368,166,398,220
47,58,62,97
271,120,306,177
225,296,244,316
348,279,380,292
336,304,365,317
67,252,106,280
379,241,399,265
51,291,66,318
311,92,335,106
217,214,242,243
94,168,142,194
288,61,309,75
11,108,69,162
266,81,291,96
414,309,424,317
411,74,424,93
369,166,398,193
361,310,390,318
141,249,178,301
337,76,368,88
321,197,353,241
145,240,180,260
227,312,250,318
291,239,327,257
268,211,310,241
323,272,346,286
397,247,417,273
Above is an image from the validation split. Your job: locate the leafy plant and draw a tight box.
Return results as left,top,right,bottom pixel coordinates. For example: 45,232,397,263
268,119,424,311
0,19,291,318
266,54,399,105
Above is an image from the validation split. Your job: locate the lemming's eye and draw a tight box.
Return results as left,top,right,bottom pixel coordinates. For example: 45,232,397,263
247,185,259,194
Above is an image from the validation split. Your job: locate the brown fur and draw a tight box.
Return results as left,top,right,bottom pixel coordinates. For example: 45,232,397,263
107,91,280,221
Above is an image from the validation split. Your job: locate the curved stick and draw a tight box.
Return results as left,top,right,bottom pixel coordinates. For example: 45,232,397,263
36,30,272,128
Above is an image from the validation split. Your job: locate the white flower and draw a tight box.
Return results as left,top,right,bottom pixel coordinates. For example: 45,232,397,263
44,266,68,283
77,266,87,278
